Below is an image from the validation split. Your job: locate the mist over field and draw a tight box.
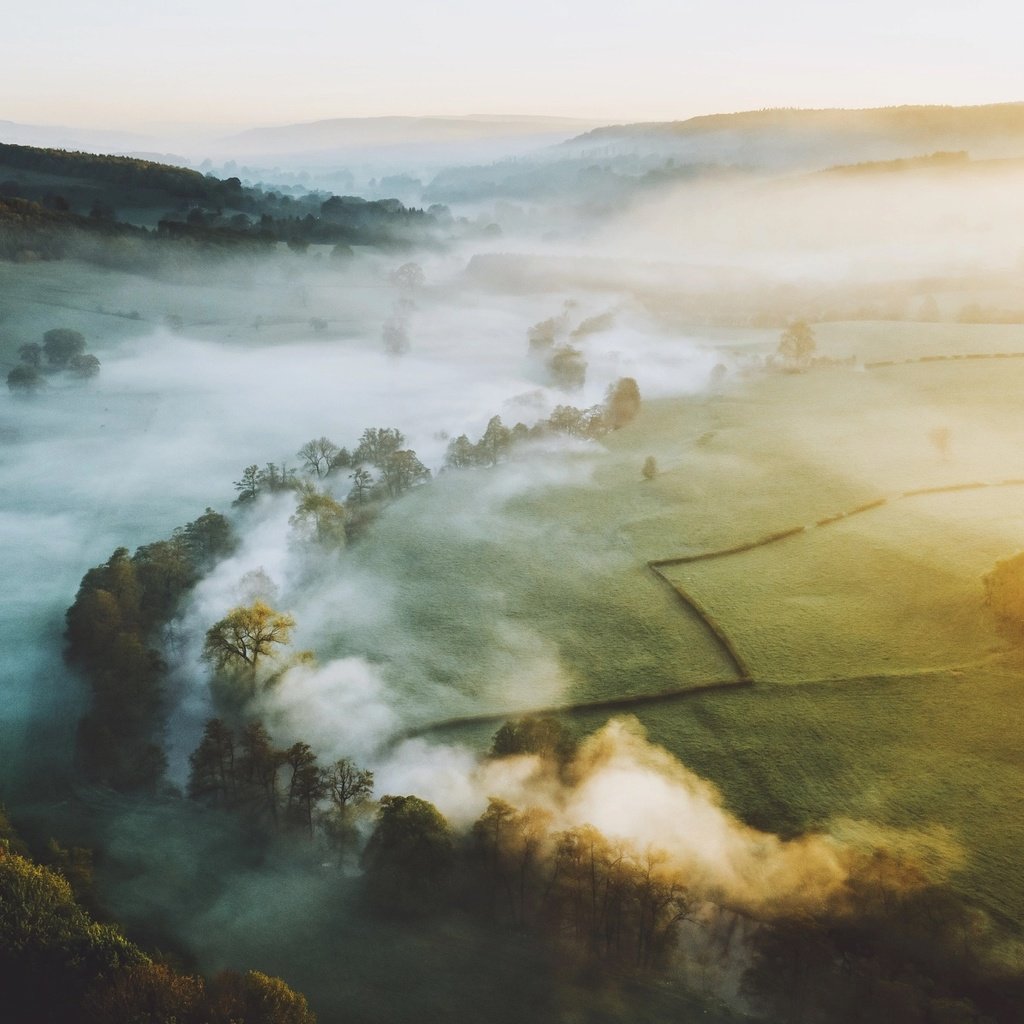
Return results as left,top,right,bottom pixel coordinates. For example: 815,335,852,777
4,97,1024,1023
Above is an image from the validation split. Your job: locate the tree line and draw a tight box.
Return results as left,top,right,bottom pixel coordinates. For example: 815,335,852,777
444,377,641,469
65,509,237,791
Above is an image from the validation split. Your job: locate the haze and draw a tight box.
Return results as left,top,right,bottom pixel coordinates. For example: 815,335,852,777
4,0,1023,129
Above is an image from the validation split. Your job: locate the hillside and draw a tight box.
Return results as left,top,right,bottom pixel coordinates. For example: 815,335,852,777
561,103,1024,170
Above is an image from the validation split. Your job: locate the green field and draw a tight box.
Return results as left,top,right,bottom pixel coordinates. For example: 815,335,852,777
397,334,1024,937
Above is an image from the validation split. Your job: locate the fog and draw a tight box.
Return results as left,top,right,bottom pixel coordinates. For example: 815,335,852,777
4,118,1024,1020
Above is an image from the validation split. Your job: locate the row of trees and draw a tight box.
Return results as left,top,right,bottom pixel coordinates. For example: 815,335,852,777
444,378,642,470
188,719,373,839
237,427,428,499
7,327,100,393
65,509,236,791
232,427,430,548
359,726,1016,1020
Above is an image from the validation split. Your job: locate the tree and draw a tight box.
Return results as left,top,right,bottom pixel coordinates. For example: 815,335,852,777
354,427,405,466
234,464,261,503
527,316,561,354
362,795,455,908
778,320,816,365
296,437,339,478
389,261,425,291
0,845,147,1021
547,345,587,390
605,377,641,429
477,415,511,466
18,342,41,368
382,318,410,356
67,352,101,378
642,456,658,480
177,508,236,570
444,434,476,469
289,484,347,545
202,601,295,677
238,721,284,817
490,716,577,765
208,969,316,1024
283,742,323,836
83,962,205,1024
348,466,373,503
6,365,43,393
379,449,430,498
188,718,237,803
42,328,86,368
322,757,373,813
258,462,298,493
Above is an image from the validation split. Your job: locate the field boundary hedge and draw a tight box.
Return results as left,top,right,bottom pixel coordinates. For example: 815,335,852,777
865,351,1024,369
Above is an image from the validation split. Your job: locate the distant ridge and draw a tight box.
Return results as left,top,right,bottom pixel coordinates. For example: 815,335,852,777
222,115,605,156
566,103,1024,144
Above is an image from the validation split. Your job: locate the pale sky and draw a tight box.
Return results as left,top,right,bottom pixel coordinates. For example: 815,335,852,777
3,0,1023,129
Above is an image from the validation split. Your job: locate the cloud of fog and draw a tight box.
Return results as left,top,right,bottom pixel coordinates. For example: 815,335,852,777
376,717,851,915
597,166,1024,281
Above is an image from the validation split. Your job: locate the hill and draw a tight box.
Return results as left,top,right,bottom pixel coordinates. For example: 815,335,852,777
562,103,1024,170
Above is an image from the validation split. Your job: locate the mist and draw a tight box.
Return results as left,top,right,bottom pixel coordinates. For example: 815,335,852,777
5,104,1024,1022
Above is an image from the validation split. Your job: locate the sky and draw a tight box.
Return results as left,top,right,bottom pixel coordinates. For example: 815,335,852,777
2,0,1023,129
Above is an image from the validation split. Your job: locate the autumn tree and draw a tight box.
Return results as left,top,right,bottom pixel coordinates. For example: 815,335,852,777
202,601,295,678
470,798,551,926
83,963,205,1024
0,845,147,1021
208,969,317,1024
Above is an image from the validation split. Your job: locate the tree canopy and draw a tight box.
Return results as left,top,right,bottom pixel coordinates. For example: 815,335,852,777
202,601,295,675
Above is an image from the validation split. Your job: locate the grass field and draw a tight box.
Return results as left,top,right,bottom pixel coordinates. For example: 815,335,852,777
398,334,1024,937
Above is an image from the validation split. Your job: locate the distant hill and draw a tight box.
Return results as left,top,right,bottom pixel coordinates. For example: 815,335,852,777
562,103,1024,170
218,115,605,166
0,119,150,152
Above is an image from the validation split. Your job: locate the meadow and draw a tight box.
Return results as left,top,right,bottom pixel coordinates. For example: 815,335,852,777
407,320,1024,936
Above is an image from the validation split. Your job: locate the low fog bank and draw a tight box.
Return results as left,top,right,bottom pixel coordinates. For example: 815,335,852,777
593,163,1024,282
0,256,723,796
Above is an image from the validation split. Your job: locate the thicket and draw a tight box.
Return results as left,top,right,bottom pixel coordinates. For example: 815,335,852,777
0,826,315,1024
66,510,236,791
